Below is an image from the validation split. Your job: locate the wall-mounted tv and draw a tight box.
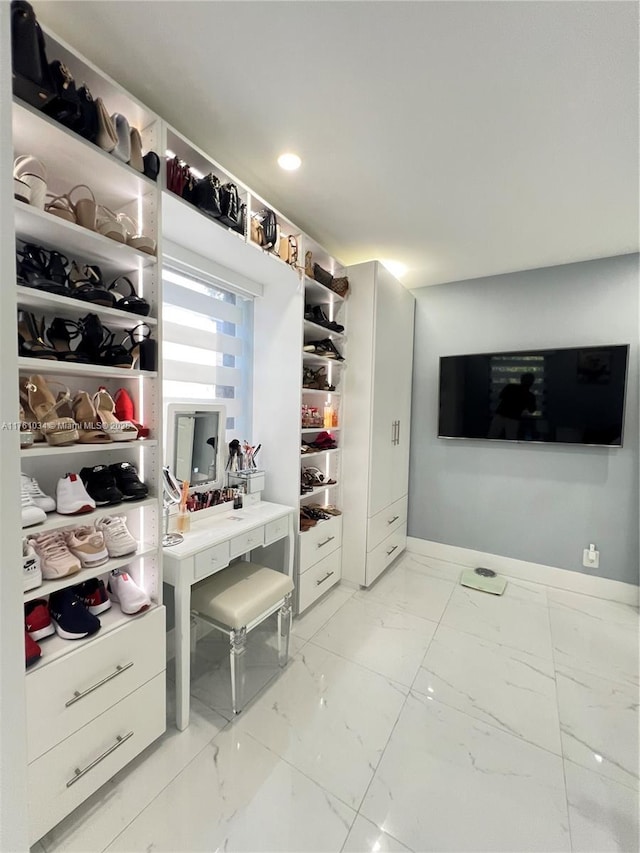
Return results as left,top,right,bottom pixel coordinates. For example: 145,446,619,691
438,345,629,447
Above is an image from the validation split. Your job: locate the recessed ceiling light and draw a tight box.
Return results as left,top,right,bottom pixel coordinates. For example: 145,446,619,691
278,152,301,171
381,260,408,279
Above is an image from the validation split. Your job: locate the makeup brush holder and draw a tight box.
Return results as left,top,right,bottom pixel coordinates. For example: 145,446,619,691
228,470,265,495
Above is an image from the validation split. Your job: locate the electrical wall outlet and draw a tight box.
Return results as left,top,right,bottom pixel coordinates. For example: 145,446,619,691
583,545,600,569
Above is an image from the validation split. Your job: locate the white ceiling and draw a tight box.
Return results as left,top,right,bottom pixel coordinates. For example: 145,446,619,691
37,1,639,289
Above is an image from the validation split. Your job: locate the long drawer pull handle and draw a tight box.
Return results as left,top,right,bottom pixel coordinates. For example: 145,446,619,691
316,570,335,587
387,515,399,525
66,731,134,787
386,545,399,556
317,535,335,549
65,663,134,708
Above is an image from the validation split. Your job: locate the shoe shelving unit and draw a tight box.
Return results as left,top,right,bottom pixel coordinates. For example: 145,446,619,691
8,22,166,846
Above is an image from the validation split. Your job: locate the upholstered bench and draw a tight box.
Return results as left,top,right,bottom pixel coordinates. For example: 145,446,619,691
191,562,294,714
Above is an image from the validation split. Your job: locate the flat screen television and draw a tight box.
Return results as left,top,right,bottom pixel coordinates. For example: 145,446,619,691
438,345,629,447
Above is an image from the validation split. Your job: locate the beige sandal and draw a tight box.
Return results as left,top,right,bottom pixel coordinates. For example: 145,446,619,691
45,193,76,223
117,213,156,255
92,387,138,442
71,391,112,443
20,376,78,446
96,205,128,243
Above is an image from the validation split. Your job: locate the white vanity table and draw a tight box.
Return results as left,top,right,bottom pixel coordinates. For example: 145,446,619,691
163,501,296,730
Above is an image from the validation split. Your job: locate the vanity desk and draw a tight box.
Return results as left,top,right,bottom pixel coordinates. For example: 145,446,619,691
163,501,296,730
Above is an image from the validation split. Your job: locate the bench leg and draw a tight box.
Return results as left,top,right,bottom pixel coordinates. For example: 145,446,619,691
230,627,247,714
277,593,293,667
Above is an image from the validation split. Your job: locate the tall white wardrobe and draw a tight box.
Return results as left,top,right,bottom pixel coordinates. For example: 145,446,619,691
342,261,415,587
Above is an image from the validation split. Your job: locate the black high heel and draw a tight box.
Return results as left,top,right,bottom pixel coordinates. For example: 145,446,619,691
17,311,58,360
124,324,157,371
100,330,133,369
46,318,90,362
108,276,150,316
68,263,116,307
16,244,68,296
75,313,109,364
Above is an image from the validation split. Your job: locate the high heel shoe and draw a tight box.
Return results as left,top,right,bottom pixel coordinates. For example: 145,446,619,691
19,404,34,449
71,391,112,443
100,331,133,369
117,214,156,256
92,387,138,441
75,313,108,364
18,311,58,360
68,263,115,307
114,388,149,438
46,318,90,363
124,324,156,371
108,276,150,316
20,376,79,446
17,244,68,296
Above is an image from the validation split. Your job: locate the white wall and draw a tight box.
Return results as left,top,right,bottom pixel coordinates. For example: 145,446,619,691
408,254,639,585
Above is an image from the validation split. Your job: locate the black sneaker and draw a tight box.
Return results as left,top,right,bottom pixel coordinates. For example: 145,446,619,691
80,465,123,506
48,588,101,639
109,462,148,501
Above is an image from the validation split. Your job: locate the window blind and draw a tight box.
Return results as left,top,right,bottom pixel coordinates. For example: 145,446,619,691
162,267,253,436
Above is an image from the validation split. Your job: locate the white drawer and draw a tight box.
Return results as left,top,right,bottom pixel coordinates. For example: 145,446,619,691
27,607,165,763
229,525,265,558
28,672,165,845
367,496,408,552
298,548,342,613
264,514,290,546
299,516,342,574
194,541,231,580
365,524,407,587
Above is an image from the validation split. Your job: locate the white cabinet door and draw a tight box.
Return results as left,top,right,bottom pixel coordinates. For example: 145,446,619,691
368,268,398,516
391,287,415,503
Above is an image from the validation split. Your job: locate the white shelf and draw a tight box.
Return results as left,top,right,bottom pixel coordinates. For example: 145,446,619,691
300,448,340,460
303,319,345,341
23,544,156,603
15,202,157,276
300,483,340,502
303,275,345,307
21,439,157,458
301,388,341,399
13,99,157,208
21,496,157,535
16,284,157,330
302,352,346,367
301,427,341,434
26,604,159,675
18,357,157,379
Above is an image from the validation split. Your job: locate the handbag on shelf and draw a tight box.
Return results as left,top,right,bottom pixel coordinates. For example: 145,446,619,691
166,155,189,195
232,202,247,236
331,276,350,297
181,169,197,204
143,151,160,182
257,207,278,250
95,97,117,152
219,182,241,228
11,0,56,109
313,262,334,289
304,250,313,277
76,84,98,142
278,234,299,266
42,60,82,128
129,128,144,172
110,113,131,163
193,173,222,218
250,215,264,246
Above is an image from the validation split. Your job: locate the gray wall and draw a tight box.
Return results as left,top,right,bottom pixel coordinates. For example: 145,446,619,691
408,254,639,585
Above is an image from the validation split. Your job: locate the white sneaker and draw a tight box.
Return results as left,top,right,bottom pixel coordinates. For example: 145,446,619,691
56,474,96,515
21,473,56,513
29,531,81,579
108,570,150,615
23,538,42,591
63,526,109,568
21,482,46,528
95,515,137,557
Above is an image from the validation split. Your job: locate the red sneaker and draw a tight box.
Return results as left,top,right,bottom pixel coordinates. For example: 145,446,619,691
25,631,41,668
24,599,55,641
114,388,149,438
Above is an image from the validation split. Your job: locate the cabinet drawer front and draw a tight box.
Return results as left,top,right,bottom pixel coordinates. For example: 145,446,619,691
367,495,408,551
264,515,290,546
28,673,165,845
229,525,265,558
365,525,407,587
299,516,343,574
298,548,342,613
26,607,165,763
194,541,231,580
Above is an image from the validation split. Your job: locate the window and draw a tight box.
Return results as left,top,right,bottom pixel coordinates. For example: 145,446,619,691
162,267,253,440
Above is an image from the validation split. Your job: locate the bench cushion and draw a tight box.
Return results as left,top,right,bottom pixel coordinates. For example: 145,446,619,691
191,562,294,629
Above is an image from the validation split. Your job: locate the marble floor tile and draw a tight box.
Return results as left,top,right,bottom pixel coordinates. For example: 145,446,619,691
414,623,561,754
293,583,356,640
440,579,553,660
233,643,407,810
360,692,571,852
556,664,639,789
311,596,438,686
401,552,465,583
40,686,226,853
342,814,412,853
548,588,639,687
356,560,455,623
564,759,640,852
106,728,355,853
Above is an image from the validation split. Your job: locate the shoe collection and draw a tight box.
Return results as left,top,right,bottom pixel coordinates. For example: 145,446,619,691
302,367,336,392
17,243,151,316
21,465,147,528
300,466,338,495
301,431,338,453
303,338,344,361
24,569,150,667
304,304,344,334
299,504,342,532
20,377,146,448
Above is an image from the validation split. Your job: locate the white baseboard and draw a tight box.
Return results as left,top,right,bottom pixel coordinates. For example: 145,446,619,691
406,537,639,606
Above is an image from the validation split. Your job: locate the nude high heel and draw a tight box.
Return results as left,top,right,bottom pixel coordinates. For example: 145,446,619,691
92,387,138,442
20,376,78,446
71,391,112,444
